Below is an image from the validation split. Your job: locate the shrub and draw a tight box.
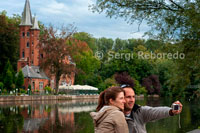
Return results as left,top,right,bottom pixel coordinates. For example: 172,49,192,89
0,82,3,90
44,86,52,94
20,88,26,94
134,79,147,95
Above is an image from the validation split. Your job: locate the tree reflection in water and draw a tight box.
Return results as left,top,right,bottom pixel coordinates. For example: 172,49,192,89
0,98,199,133
0,99,97,133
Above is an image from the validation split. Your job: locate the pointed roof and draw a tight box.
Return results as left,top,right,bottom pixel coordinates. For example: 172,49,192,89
31,16,40,30
20,0,32,26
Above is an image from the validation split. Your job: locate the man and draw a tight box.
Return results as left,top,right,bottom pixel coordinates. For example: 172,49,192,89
121,84,183,133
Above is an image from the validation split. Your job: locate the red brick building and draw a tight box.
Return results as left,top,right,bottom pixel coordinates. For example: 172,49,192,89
18,0,75,91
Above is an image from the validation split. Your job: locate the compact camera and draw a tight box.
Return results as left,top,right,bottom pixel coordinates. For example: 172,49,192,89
172,103,180,110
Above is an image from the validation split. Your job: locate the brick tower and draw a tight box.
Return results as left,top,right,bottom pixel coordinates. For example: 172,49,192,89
17,0,75,91
17,0,49,91
17,0,40,71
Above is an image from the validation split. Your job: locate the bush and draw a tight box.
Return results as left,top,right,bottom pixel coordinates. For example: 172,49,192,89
0,82,3,90
1,89,8,94
134,79,147,95
20,88,26,94
44,86,52,94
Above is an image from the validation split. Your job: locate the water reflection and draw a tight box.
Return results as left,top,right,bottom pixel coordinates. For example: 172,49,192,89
0,99,97,133
0,98,199,133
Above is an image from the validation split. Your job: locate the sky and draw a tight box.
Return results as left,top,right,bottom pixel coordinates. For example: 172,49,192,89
0,0,150,39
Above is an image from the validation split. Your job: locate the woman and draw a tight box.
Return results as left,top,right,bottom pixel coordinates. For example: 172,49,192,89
90,86,129,133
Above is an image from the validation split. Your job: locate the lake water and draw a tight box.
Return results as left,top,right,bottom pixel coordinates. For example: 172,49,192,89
0,98,199,133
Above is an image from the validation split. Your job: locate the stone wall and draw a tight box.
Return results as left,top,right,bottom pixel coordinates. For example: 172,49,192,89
0,95,99,102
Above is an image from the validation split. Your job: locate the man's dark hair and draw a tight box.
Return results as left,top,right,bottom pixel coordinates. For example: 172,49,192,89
114,72,134,89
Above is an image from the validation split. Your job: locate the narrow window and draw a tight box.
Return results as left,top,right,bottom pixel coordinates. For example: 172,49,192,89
27,32,30,37
22,51,25,58
22,32,25,37
27,42,29,48
40,54,43,58
32,82,35,90
39,82,43,90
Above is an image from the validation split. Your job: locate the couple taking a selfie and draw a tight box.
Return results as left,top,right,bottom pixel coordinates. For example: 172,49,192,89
90,72,183,133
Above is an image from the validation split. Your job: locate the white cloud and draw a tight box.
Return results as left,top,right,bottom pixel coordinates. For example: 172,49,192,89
40,1,66,15
0,0,150,40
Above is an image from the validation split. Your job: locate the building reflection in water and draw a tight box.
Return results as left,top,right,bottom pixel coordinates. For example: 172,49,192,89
0,100,97,133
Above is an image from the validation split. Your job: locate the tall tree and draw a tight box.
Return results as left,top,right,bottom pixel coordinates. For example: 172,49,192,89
16,69,24,89
113,38,128,51
0,11,20,73
73,32,97,52
96,37,114,54
91,0,200,98
74,51,101,86
4,69,13,91
38,25,90,93
2,60,15,85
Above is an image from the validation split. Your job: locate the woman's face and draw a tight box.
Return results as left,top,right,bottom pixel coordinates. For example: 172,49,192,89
110,92,126,110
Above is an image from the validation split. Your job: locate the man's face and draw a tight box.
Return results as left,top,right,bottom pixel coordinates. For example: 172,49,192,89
123,88,135,112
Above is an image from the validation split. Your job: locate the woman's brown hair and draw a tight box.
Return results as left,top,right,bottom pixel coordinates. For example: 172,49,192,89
96,86,124,112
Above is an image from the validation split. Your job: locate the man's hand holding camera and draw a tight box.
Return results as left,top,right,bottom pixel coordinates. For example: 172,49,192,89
169,101,183,116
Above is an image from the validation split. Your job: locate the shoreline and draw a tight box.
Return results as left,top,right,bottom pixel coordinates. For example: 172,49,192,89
0,95,99,102
0,94,153,102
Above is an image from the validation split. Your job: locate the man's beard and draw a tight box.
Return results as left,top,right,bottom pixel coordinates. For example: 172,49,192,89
124,105,132,112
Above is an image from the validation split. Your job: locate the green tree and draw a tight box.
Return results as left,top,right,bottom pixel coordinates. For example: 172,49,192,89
133,79,147,95
99,50,153,82
113,38,128,51
74,51,101,86
73,32,97,52
16,69,24,89
126,38,145,51
91,0,200,98
4,69,13,91
0,10,20,73
3,60,16,84
0,82,3,92
91,0,200,41
144,39,164,52
96,37,114,54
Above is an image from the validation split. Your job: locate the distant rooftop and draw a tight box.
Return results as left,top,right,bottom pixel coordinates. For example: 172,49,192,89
22,65,49,79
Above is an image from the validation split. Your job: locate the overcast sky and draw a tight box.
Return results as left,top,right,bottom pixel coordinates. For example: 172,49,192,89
0,0,150,39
